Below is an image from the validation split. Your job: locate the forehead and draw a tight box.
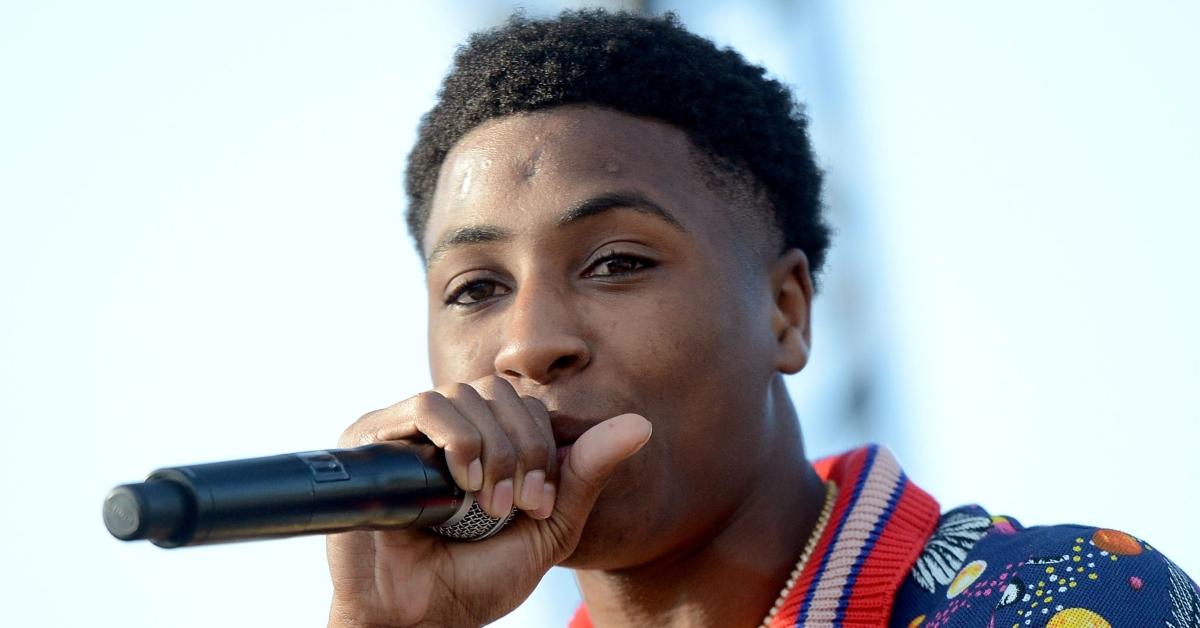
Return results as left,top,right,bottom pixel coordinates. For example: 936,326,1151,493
424,106,733,253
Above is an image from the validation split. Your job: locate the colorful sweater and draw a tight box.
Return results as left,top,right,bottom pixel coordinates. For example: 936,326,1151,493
569,445,1199,627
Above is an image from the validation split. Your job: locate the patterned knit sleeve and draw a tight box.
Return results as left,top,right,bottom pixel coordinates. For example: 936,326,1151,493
891,506,1200,628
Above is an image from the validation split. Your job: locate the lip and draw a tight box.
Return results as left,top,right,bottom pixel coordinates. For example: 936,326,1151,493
547,410,601,447
555,443,573,469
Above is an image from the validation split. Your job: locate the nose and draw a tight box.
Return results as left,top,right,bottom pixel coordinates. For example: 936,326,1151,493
493,283,590,385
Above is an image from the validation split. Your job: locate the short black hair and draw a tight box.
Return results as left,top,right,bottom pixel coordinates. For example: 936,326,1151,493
406,9,831,282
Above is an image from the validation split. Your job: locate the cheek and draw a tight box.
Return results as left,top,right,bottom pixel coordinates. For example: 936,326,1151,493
612,272,774,442
428,320,492,385
604,284,737,384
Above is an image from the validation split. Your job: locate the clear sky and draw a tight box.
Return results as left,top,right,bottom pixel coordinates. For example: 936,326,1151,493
2,2,1196,626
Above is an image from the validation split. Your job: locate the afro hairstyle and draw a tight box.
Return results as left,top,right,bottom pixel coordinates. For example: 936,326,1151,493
405,9,831,282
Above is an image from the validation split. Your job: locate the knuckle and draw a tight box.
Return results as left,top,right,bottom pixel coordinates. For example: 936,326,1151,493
410,390,445,410
338,427,376,448
483,442,518,477
522,396,549,418
341,409,385,448
516,434,549,464
336,431,360,449
478,374,515,397
541,513,581,561
444,382,475,400
447,430,482,455
355,407,383,424
520,396,549,410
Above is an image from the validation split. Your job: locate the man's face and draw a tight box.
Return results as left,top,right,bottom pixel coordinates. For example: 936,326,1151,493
423,105,791,567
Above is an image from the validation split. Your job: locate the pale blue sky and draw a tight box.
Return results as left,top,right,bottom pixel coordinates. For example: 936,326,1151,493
2,2,1196,626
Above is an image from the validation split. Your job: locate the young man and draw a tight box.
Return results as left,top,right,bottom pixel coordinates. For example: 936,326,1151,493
327,11,1198,628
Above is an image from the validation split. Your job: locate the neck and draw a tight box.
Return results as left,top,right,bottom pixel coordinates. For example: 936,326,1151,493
574,377,827,627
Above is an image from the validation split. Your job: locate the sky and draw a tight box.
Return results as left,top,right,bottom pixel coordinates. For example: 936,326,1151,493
1,2,1196,626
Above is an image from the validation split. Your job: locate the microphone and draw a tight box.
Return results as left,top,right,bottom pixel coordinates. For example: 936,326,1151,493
102,441,516,548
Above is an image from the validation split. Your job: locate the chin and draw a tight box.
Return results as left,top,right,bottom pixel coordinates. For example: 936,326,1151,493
556,479,654,570
559,526,639,570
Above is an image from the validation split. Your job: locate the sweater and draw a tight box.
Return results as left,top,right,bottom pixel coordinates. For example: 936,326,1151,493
569,445,1200,627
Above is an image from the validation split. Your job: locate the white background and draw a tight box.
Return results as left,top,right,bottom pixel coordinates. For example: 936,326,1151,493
2,1,1196,625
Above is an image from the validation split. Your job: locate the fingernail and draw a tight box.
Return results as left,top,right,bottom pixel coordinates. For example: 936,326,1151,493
519,470,545,510
467,458,483,492
490,478,514,517
478,485,493,515
533,483,556,520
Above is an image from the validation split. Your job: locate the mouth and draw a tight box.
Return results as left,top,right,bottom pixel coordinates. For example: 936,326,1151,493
547,410,597,449
555,442,574,469
546,408,631,470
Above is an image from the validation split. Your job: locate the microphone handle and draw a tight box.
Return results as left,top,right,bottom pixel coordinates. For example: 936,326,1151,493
103,442,503,548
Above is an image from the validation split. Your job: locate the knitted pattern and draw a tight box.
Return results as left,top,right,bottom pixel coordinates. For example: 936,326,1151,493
569,445,1200,627
771,445,940,627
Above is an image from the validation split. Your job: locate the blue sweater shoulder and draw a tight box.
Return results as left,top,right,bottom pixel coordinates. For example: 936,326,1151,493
889,505,1200,627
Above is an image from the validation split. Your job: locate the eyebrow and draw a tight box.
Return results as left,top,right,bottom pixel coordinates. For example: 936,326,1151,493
425,190,687,266
557,191,685,230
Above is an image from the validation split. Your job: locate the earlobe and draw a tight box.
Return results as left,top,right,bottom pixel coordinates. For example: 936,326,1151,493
770,249,814,374
776,327,810,374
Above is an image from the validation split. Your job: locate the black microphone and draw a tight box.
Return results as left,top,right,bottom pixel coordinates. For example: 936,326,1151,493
102,441,515,548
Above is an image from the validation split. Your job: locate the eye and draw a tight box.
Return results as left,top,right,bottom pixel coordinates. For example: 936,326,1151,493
445,279,510,307
585,251,656,278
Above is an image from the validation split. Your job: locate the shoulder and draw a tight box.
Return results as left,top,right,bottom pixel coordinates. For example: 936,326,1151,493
890,505,1200,627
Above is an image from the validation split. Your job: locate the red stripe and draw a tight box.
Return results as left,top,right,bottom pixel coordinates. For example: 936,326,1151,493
838,481,941,625
770,447,873,626
568,604,592,628
569,447,940,628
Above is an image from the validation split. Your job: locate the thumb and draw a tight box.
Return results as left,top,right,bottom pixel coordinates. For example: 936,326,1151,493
543,413,652,550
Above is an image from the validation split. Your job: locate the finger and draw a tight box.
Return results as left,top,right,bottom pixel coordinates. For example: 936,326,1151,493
520,398,556,482
540,414,651,547
477,378,554,513
341,392,483,493
520,398,556,521
325,530,377,600
338,406,420,449
427,415,651,600
440,382,517,518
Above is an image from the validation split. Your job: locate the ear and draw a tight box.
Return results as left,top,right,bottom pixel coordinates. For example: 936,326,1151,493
769,248,814,374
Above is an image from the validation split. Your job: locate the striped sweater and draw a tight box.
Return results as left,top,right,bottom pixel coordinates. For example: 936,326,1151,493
570,445,1199,627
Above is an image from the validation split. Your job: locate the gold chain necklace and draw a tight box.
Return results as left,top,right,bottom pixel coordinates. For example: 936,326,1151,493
759,480,839,628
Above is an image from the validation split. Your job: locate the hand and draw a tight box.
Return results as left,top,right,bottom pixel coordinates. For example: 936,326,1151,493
326,375,652,627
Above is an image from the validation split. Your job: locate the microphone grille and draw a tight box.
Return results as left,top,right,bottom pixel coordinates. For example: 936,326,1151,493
431,493,517,541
